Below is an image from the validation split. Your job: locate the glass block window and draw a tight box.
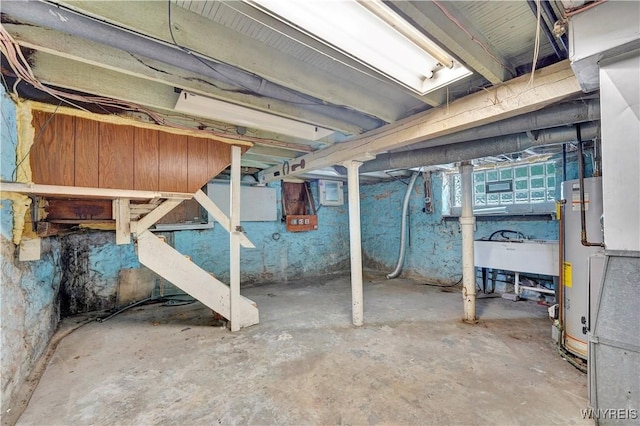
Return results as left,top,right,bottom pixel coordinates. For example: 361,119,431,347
448,160,557,215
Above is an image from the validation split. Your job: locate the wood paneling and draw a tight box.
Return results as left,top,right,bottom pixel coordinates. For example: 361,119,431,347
99,123,134,189
187,136,209,192
74,117,100,187
134,127,159,191
208,140,231,179
57,113,76,186
30,111,246,193
158,133,188,192
31,111,75,186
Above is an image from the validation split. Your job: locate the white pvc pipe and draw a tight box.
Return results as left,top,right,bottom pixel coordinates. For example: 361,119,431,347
460,162,477,322
387,171,420,279
345,160,364,326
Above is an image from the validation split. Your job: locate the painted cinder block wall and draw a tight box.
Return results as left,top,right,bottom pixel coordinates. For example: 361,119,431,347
360,153,594,283
173,181,350,284
0,87,62,414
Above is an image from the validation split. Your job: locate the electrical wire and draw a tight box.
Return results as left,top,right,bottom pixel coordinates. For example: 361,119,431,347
528,0,543,87
423,276,463,287
0,24,315,156
11,101,61,181
487,229,526,241
96,293,194,323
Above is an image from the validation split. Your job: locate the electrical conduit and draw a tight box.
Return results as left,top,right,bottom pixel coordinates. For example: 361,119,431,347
387,172,420,279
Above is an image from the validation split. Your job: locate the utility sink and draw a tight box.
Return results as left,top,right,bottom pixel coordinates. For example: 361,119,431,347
474,239,559,276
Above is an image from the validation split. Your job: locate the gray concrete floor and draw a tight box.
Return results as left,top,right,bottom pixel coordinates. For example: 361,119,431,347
18,273,590,425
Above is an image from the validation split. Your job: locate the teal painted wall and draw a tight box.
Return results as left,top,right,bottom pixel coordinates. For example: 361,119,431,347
361,171,559,284
1,87,63,414
49,180,349,313
361,154,594,288
174,181,350,283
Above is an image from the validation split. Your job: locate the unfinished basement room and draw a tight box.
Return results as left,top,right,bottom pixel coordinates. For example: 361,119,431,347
1,1,638,424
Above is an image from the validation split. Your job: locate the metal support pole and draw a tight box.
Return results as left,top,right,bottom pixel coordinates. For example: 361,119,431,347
345,160,364,326
229,146,242,332
460,162,477,323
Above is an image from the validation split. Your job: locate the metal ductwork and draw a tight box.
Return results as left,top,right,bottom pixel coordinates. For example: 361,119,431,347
360,121,600,173
392,99,600,152
1,0,383,132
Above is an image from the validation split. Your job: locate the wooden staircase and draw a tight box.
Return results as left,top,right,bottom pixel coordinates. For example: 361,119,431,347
136,229,259,329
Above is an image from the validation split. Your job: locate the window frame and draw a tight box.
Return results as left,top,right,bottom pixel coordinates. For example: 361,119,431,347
446,160,557,216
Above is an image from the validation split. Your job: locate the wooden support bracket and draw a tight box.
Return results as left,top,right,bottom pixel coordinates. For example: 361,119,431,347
131,199,183,234
113,198,131,245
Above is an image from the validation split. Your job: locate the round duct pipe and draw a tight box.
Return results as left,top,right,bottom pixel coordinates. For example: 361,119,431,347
361,121,600,173
391,99,600,153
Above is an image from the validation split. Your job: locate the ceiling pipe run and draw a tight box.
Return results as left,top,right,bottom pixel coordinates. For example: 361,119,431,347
391,99,599,152
1,0,383,132
359,121,600,173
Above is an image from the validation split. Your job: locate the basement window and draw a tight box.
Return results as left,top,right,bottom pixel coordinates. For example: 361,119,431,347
445,160,557,216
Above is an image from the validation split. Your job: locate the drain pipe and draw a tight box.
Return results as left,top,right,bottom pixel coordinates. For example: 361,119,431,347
386,172,420,279
460,162,477,323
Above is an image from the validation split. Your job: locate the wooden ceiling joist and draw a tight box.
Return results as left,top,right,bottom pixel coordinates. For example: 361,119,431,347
258,60,582,183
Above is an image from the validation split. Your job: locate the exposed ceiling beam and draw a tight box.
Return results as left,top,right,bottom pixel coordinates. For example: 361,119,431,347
258,61,582,183
4,23,364,136
46,0,408,123
26,51,329,153
391,1,515,84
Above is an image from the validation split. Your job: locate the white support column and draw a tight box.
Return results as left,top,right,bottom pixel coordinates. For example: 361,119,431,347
229,145,242,332
460,161,477,323
345,160,364,326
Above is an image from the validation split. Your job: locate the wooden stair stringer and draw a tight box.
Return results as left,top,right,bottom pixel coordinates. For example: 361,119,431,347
136,229,258,329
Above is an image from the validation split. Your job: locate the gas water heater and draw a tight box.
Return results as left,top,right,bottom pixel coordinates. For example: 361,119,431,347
561,176,604,359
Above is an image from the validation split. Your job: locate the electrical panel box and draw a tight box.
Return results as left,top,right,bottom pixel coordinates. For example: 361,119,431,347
207,183,277,221
319,180,344,206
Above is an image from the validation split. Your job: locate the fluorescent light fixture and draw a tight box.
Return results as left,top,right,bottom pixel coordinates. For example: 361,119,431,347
246,0,472,95
174,91,333,141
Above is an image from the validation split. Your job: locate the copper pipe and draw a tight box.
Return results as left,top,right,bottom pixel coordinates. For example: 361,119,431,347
576,125,605,247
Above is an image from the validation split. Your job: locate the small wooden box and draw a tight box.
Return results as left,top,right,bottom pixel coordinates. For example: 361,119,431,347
285,215,318,232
